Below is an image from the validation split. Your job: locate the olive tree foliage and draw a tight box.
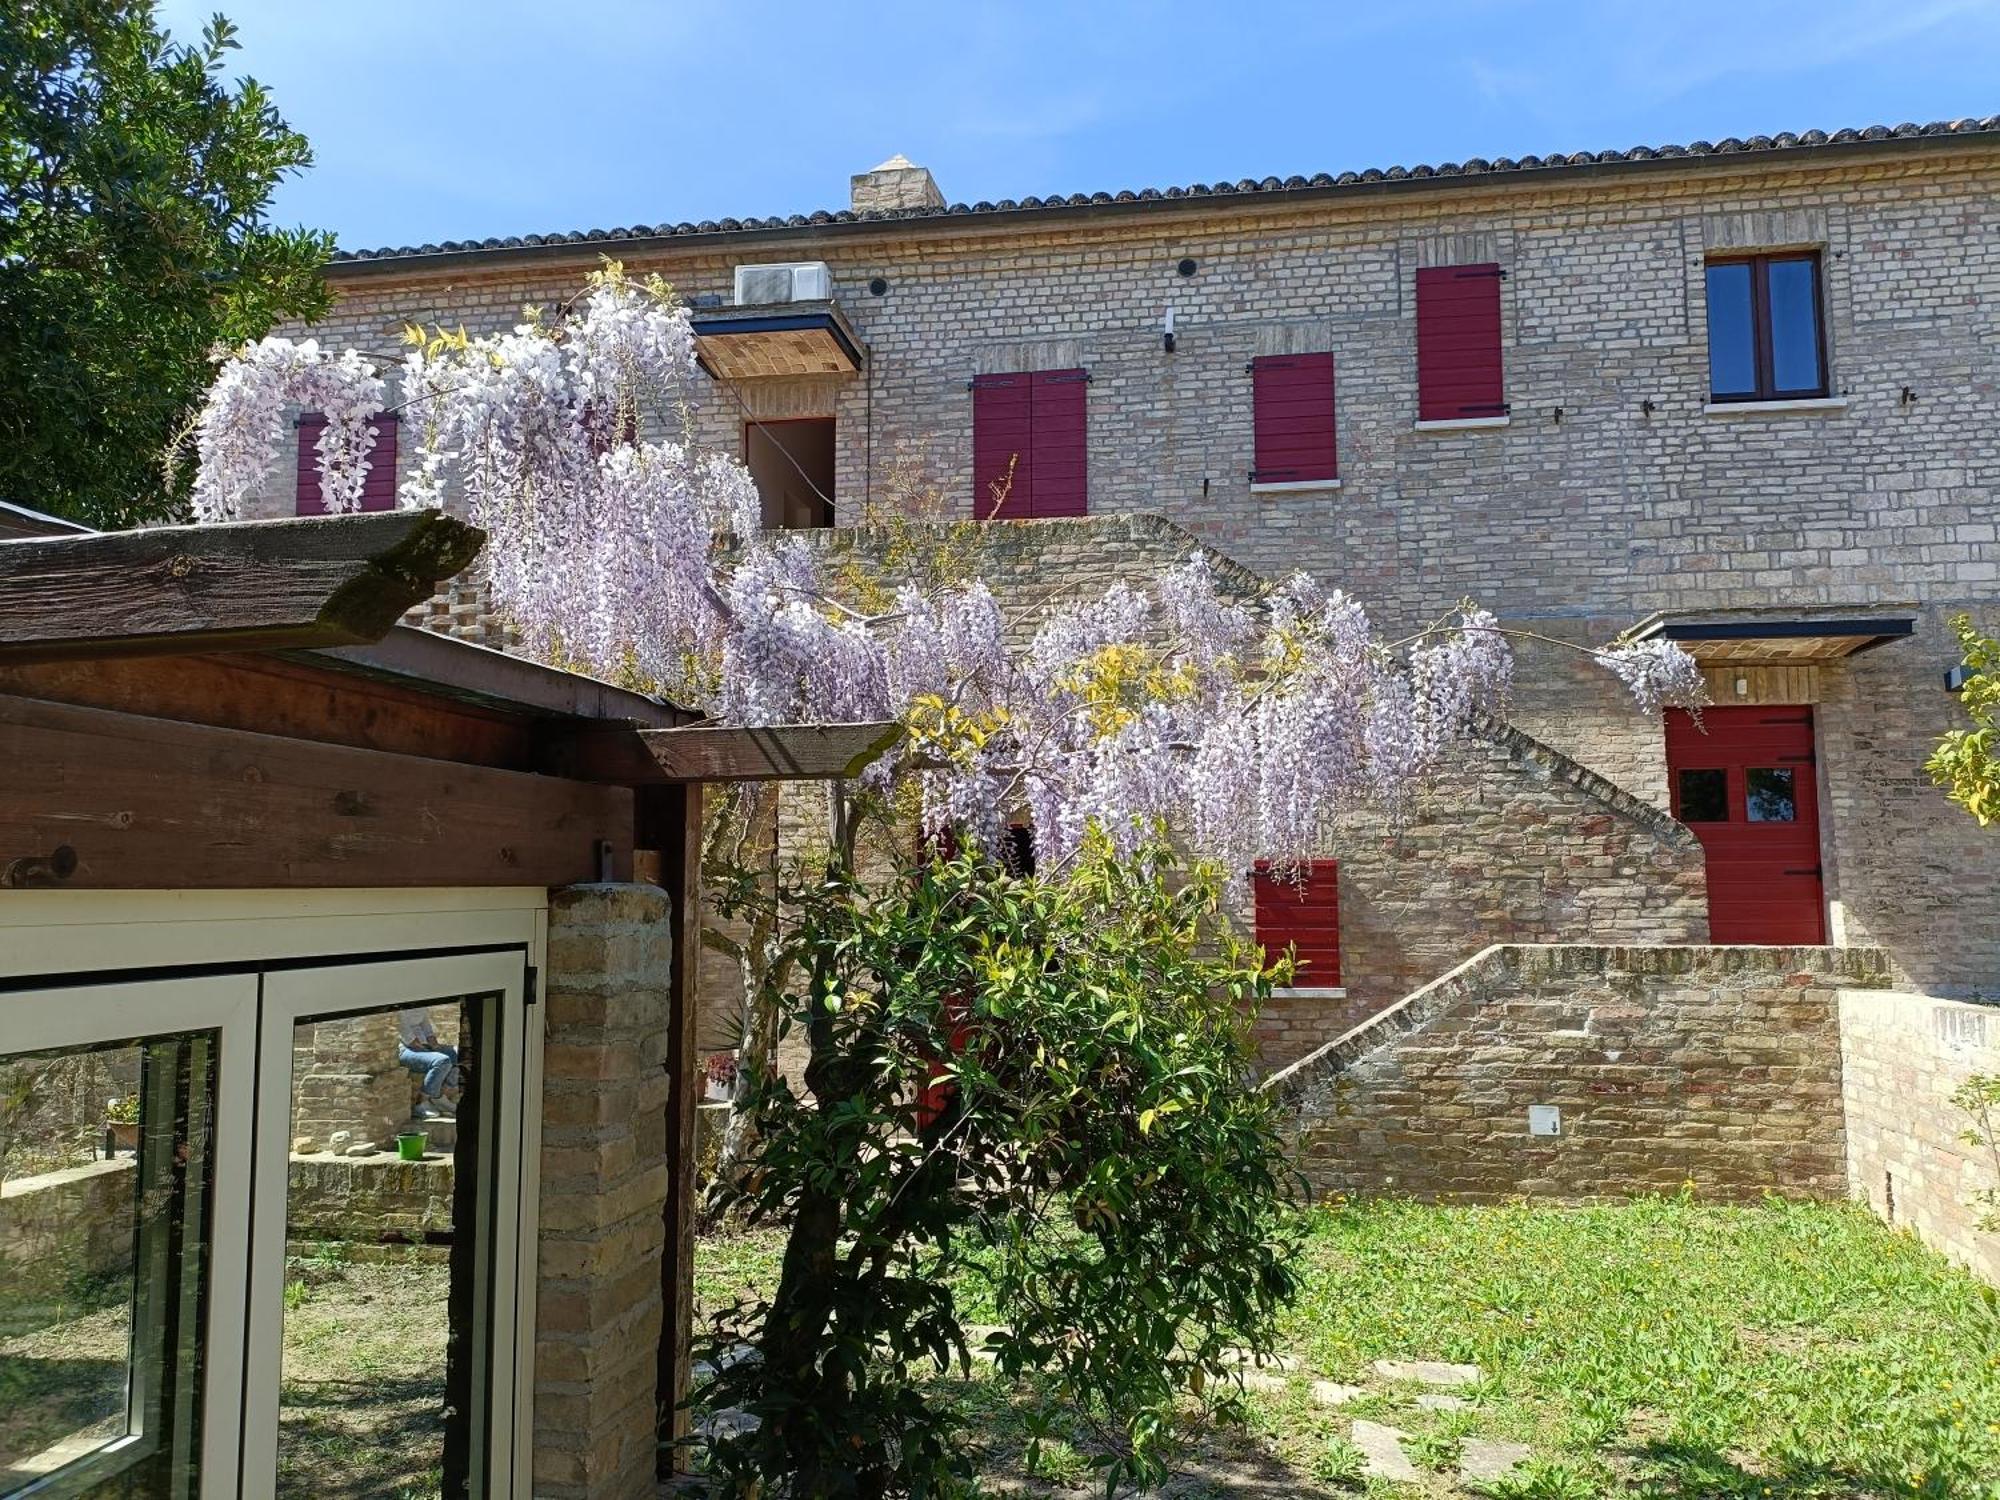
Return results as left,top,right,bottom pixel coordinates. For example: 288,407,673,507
1928,613,2000,826
1,2,331,527
699,838,1301,1496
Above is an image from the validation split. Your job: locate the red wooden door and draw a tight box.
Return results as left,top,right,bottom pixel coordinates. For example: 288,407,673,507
1666,706,1825,944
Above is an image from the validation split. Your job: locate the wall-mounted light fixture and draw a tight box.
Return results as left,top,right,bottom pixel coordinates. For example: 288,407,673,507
1946,664,1974,693
1177,258,1198,277
1163,306,1176,354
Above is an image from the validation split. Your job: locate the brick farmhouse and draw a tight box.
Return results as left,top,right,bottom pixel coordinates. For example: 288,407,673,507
246,124,1999,1268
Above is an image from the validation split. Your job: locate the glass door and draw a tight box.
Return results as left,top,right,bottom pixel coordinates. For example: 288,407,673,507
242,953,531,1500
0,976,257,1500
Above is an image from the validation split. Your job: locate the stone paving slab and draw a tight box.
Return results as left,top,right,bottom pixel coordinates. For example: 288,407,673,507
1460,1437,1532,1482
1417,1392,1472,1411
1372,1357,1481,1386
1350,1420,1421,1482
1310,1379,1365,1407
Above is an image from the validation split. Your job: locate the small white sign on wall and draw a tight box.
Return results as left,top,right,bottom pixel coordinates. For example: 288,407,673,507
1527,1104,1562,1137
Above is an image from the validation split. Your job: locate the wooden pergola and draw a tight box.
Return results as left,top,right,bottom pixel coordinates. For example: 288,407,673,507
0,509,896,1481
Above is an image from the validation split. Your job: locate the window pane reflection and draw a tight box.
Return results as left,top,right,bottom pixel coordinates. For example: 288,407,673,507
1705,263,1756,395
1747,767,1798,823
1767,260,1822,393
1677,768,1729,822
0,1030,215,1499
279,994,492,1500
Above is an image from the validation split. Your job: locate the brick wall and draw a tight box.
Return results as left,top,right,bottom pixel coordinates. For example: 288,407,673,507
278,141,2000,999
287,145,2000,632
536,884,673,1500
289,1012,409,1151
1820,602,2000,993
1272,944,1893,1203
1840,988,2000,1284
1254,719,1708,1067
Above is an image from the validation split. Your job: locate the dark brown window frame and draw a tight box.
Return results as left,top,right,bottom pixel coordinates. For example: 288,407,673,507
1705,251,1829,402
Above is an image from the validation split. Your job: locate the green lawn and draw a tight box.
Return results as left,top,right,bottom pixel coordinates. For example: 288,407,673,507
695,1196,2000,1497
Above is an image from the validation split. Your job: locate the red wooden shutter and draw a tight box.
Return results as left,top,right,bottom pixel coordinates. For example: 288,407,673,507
971,369,1087,519
1252,860,1341,986
295,413,399,515
1251,353,1337,484
1027,368,1088,517
971,373,1033,519
1415,264,1506,421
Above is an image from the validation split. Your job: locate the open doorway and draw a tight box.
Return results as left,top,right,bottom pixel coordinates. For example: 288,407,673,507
744,418,834,529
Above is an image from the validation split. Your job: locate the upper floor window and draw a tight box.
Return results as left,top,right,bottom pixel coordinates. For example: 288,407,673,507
1250,353,1337,488
296,412,398,514
971,369,1088,519
1415,263,1507,422
1705,254,1826,402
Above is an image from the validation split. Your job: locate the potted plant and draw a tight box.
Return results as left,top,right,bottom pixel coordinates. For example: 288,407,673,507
103,1095,140,1153
703,1051,738,1102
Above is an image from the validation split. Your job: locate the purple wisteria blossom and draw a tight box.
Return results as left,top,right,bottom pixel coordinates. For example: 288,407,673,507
187,273,1706,878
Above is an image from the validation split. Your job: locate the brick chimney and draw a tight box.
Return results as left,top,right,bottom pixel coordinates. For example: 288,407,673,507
850,154,945,214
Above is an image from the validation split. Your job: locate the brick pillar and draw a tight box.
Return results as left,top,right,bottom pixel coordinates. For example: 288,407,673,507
535,884,673,1500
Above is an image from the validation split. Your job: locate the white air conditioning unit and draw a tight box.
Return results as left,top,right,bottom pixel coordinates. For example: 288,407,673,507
733,261,833,305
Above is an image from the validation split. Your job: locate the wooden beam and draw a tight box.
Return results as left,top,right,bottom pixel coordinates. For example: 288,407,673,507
0,692,631,890
0,510,485,664
648,783,702,1475
0,653,536,769
543,720,903,784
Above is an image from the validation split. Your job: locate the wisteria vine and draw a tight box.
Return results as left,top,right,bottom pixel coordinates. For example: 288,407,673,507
186,268,1709,875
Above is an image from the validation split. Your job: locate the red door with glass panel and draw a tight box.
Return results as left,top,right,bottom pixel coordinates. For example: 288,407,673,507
1666,707,1825,944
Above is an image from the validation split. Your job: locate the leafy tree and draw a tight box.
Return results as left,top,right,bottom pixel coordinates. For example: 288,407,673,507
1927,614,2000,825
697,838,1302,1496
0,1,331,527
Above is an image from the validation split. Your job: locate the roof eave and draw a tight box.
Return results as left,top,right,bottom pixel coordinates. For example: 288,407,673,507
323,129,2000,282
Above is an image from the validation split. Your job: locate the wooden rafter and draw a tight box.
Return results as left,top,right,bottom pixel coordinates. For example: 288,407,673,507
542,720,904,784
0,510,484,664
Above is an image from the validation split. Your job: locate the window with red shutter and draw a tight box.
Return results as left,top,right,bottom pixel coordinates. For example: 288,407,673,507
971,369,1086,519
1252,860,1341,987
1250,353,1337,486
1415,264,1507,423
295,412,399,515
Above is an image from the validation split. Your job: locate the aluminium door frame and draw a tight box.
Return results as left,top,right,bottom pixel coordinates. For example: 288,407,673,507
244,949,534,1498
0,973,260,1500
0,891,547,1500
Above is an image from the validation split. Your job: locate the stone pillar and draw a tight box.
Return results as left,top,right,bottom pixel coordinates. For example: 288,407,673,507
535,884,673,1500
290,1012,408,1150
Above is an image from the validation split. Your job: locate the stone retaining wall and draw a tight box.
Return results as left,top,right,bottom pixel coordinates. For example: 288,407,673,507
1840,988,2000,1283
1273,944,1893,1203
0,1157,135,1331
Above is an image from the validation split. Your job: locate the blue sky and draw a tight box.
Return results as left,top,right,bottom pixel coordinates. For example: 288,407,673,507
162,1,2000,253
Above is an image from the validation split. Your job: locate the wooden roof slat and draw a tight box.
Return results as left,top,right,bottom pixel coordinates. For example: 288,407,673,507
0,510,485,664
543,720,903,784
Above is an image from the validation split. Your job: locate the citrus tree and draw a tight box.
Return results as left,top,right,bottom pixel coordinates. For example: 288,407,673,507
1928,614,2000,825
